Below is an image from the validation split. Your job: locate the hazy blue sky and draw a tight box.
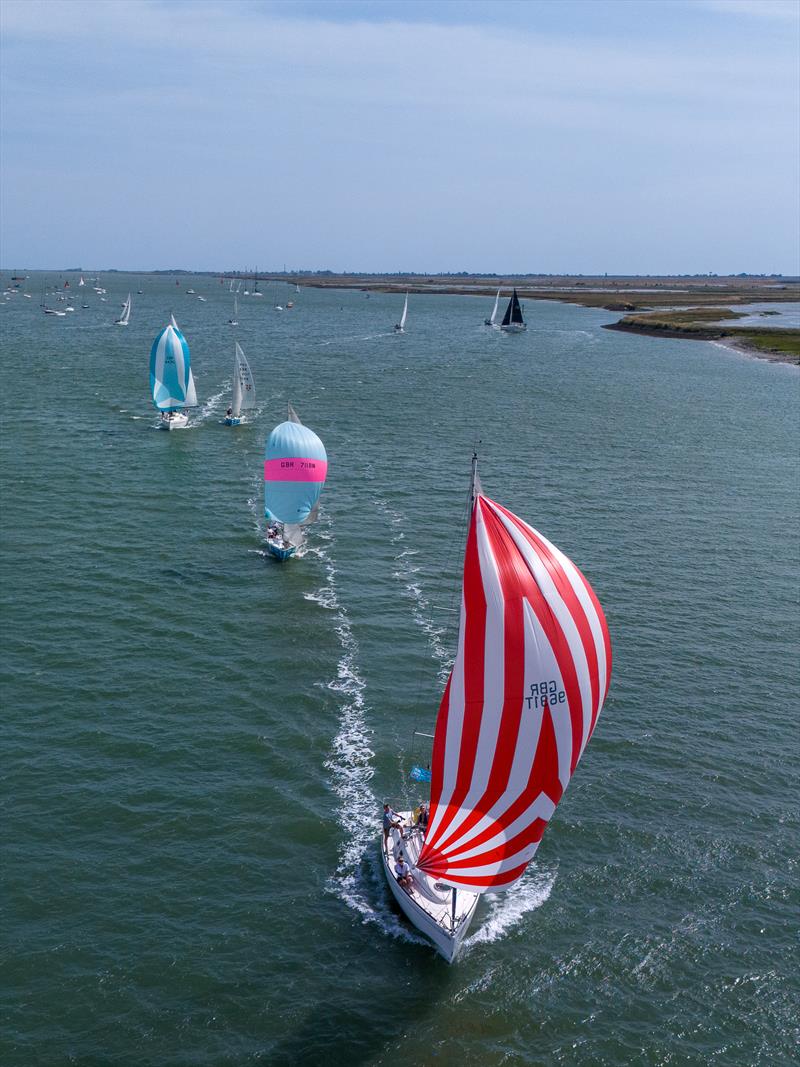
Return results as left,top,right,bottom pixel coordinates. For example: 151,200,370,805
1,0,798,274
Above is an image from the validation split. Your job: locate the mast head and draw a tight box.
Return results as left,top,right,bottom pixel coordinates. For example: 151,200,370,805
469,450,482,507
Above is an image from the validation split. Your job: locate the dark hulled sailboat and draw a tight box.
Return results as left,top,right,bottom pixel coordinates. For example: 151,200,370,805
499,288,526,332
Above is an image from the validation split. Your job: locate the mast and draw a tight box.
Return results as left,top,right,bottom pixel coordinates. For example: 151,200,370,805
468,450,482,511
232,343,243,417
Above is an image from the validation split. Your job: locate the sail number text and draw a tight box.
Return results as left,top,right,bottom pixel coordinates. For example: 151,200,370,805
525,680,566,709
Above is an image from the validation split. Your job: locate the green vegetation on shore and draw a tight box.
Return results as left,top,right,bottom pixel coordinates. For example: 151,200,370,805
605,308,800,365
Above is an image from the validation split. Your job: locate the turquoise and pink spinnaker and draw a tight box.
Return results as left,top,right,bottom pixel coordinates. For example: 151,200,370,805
264,405,328,525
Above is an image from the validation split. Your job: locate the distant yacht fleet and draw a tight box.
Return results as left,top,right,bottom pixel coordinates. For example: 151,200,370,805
3,268,606,963
5,273,529,336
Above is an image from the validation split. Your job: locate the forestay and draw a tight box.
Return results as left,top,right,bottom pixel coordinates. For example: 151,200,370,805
416,495,612,894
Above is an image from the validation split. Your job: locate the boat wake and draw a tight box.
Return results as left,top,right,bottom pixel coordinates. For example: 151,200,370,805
309,527,427,946
317,332,396,346
374,497,452,684
192,385,227,425
463,866,557,953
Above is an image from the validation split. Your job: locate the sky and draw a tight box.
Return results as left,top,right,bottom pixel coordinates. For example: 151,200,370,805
1,0,798,275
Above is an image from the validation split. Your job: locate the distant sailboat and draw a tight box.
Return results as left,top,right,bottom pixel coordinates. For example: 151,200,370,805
394,292,408,333
115,293,132,326
78,276,85,287
224,342,255,426
264,404,327,561
381,455,612,961
150,319,197,430
228,296,238,326
484,289,501,327
499,288,526,332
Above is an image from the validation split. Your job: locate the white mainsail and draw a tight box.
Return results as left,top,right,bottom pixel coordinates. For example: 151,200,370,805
115,293,131,325
231,341,255,417
488,289,500,326
399,292,408,330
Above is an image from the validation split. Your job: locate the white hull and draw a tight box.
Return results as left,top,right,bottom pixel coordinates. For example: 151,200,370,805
381,813,478,962
500,324,526,332
159,411,189,431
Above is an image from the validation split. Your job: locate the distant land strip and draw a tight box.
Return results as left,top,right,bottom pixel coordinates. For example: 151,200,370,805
296,274,800,364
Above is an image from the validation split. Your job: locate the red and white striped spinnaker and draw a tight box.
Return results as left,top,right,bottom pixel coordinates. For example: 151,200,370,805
416,495,612,894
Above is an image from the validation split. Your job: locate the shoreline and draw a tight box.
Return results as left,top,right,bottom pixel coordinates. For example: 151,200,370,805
300,276,800,313
604,319,800,367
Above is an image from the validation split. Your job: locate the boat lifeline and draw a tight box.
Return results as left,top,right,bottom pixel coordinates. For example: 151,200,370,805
263,405,327,560
149,319,198,430
224,341,255,426
115,293,131,326
499,288,526,332
381,457,612,961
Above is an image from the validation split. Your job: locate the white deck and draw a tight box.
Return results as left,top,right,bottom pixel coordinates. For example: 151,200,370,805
382,810,478,961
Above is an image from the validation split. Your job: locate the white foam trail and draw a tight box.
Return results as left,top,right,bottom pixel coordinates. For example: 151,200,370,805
317,332,396,346
312,526,426,946
193,385,227,424
374,497,452,684
463,866,557,952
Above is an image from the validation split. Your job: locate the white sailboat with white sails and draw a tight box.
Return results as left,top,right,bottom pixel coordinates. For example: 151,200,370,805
484,288,501,327
115,293,132,326
381,455,612,961
394,292,408,333
224,341,255,426
228,296,238,326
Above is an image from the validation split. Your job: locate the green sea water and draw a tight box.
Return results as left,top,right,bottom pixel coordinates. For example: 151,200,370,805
1,275,798,1066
